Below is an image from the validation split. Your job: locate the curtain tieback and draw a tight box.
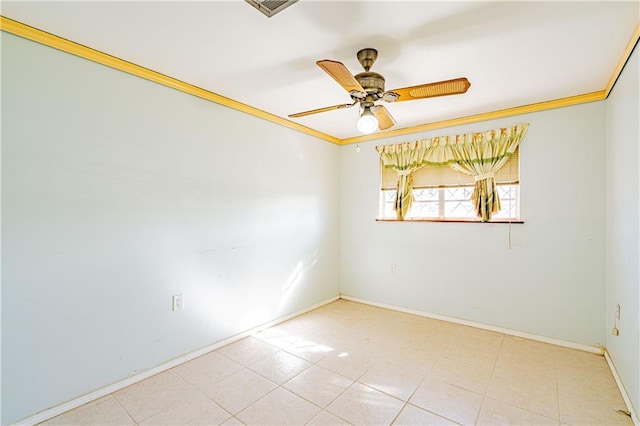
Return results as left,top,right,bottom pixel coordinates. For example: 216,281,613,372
396,169,413,177
474,172,495,181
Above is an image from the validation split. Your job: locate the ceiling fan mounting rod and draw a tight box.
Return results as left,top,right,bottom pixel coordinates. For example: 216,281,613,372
357,48,378,72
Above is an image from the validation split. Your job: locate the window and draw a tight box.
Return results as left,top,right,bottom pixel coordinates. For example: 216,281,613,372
380,185,519,220
378,149,520,221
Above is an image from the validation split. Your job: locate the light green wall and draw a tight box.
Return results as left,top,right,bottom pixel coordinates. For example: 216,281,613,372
340,103,607,346
1,33,340,424
605,44,639,416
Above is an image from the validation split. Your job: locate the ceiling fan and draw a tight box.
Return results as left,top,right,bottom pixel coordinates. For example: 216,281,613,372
289,48,471,134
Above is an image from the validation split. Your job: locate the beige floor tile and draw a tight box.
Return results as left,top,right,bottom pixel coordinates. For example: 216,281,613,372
486,368,559,420
498,336,558,368
358,361,426,401
236,388,320,425
138,392,231,425
557,358,623,406
203,368,277,414
372,343,440,375
283,336,335,363
410,378,484,425
172,351,243,389
413,321,465,343
494,353,556,379
274,318,336,345
113,372,204,423
557,372,622,406
477,397,558,425
327,382,405,425
40,395,134,425
410,335,452,358
430,356,493,394
443,331,503,369
555,348,607,370
216,337,279,366
558,393,633,425
248,350,312,384
252,328,302,349
317,350,375,380
306,410,351,425
283,365,353,408
392,404,457,425
493,359,556,391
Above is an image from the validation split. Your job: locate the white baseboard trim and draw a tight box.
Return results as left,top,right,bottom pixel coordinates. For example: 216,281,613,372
339,294,604,355
14,295,340,426
604,350,639,425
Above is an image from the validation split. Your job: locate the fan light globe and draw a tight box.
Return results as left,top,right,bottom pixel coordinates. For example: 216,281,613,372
357,108,378,134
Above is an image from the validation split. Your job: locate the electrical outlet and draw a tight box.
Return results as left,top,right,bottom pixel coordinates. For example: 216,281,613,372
390,264,397,275
172,294,183,311
615,303,621,320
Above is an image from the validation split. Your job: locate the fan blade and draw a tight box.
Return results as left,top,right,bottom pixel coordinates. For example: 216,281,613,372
371,105,397,130
289,102,356,118
388,77,471,102
317,60,366,95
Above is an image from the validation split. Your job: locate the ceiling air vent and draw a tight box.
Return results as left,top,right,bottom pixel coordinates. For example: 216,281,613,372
245,0,299,18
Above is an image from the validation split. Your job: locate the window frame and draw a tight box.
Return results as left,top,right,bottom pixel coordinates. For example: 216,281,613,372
378,183,522,223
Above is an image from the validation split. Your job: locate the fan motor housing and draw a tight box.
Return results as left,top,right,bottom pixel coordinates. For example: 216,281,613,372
355,72,385,97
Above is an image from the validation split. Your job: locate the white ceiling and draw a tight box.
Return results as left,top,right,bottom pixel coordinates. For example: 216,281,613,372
2,1,638,140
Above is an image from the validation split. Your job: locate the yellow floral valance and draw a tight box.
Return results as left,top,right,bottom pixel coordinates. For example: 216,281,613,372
376,123,529,221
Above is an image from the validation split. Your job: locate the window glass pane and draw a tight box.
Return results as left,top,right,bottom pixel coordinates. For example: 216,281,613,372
383,190,396,203
492,184,518,219
496,185,514,199
413,188,439,202
444,187,473,201
444,200,476,218
492,203,514,219
407,201,439,218
382,189,396,218
442,187,475,218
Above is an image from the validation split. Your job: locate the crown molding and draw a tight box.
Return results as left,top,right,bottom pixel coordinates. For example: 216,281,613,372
1,16,636,146
0,16,341,145
341,91,606,145
605,23,640,98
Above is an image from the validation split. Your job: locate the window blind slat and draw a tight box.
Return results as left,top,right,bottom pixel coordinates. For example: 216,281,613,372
381,148,519,189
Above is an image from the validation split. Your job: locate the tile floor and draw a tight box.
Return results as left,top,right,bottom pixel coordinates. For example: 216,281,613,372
41,300,633,425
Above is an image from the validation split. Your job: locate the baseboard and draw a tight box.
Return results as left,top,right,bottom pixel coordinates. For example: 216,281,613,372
339,294,604,355
14,295,340,426
604,350,639,425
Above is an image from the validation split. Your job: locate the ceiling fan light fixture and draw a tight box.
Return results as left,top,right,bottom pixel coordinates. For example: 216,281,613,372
357,106,378,134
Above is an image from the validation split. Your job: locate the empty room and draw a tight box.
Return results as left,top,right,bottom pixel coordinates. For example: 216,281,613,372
2,1,639,425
